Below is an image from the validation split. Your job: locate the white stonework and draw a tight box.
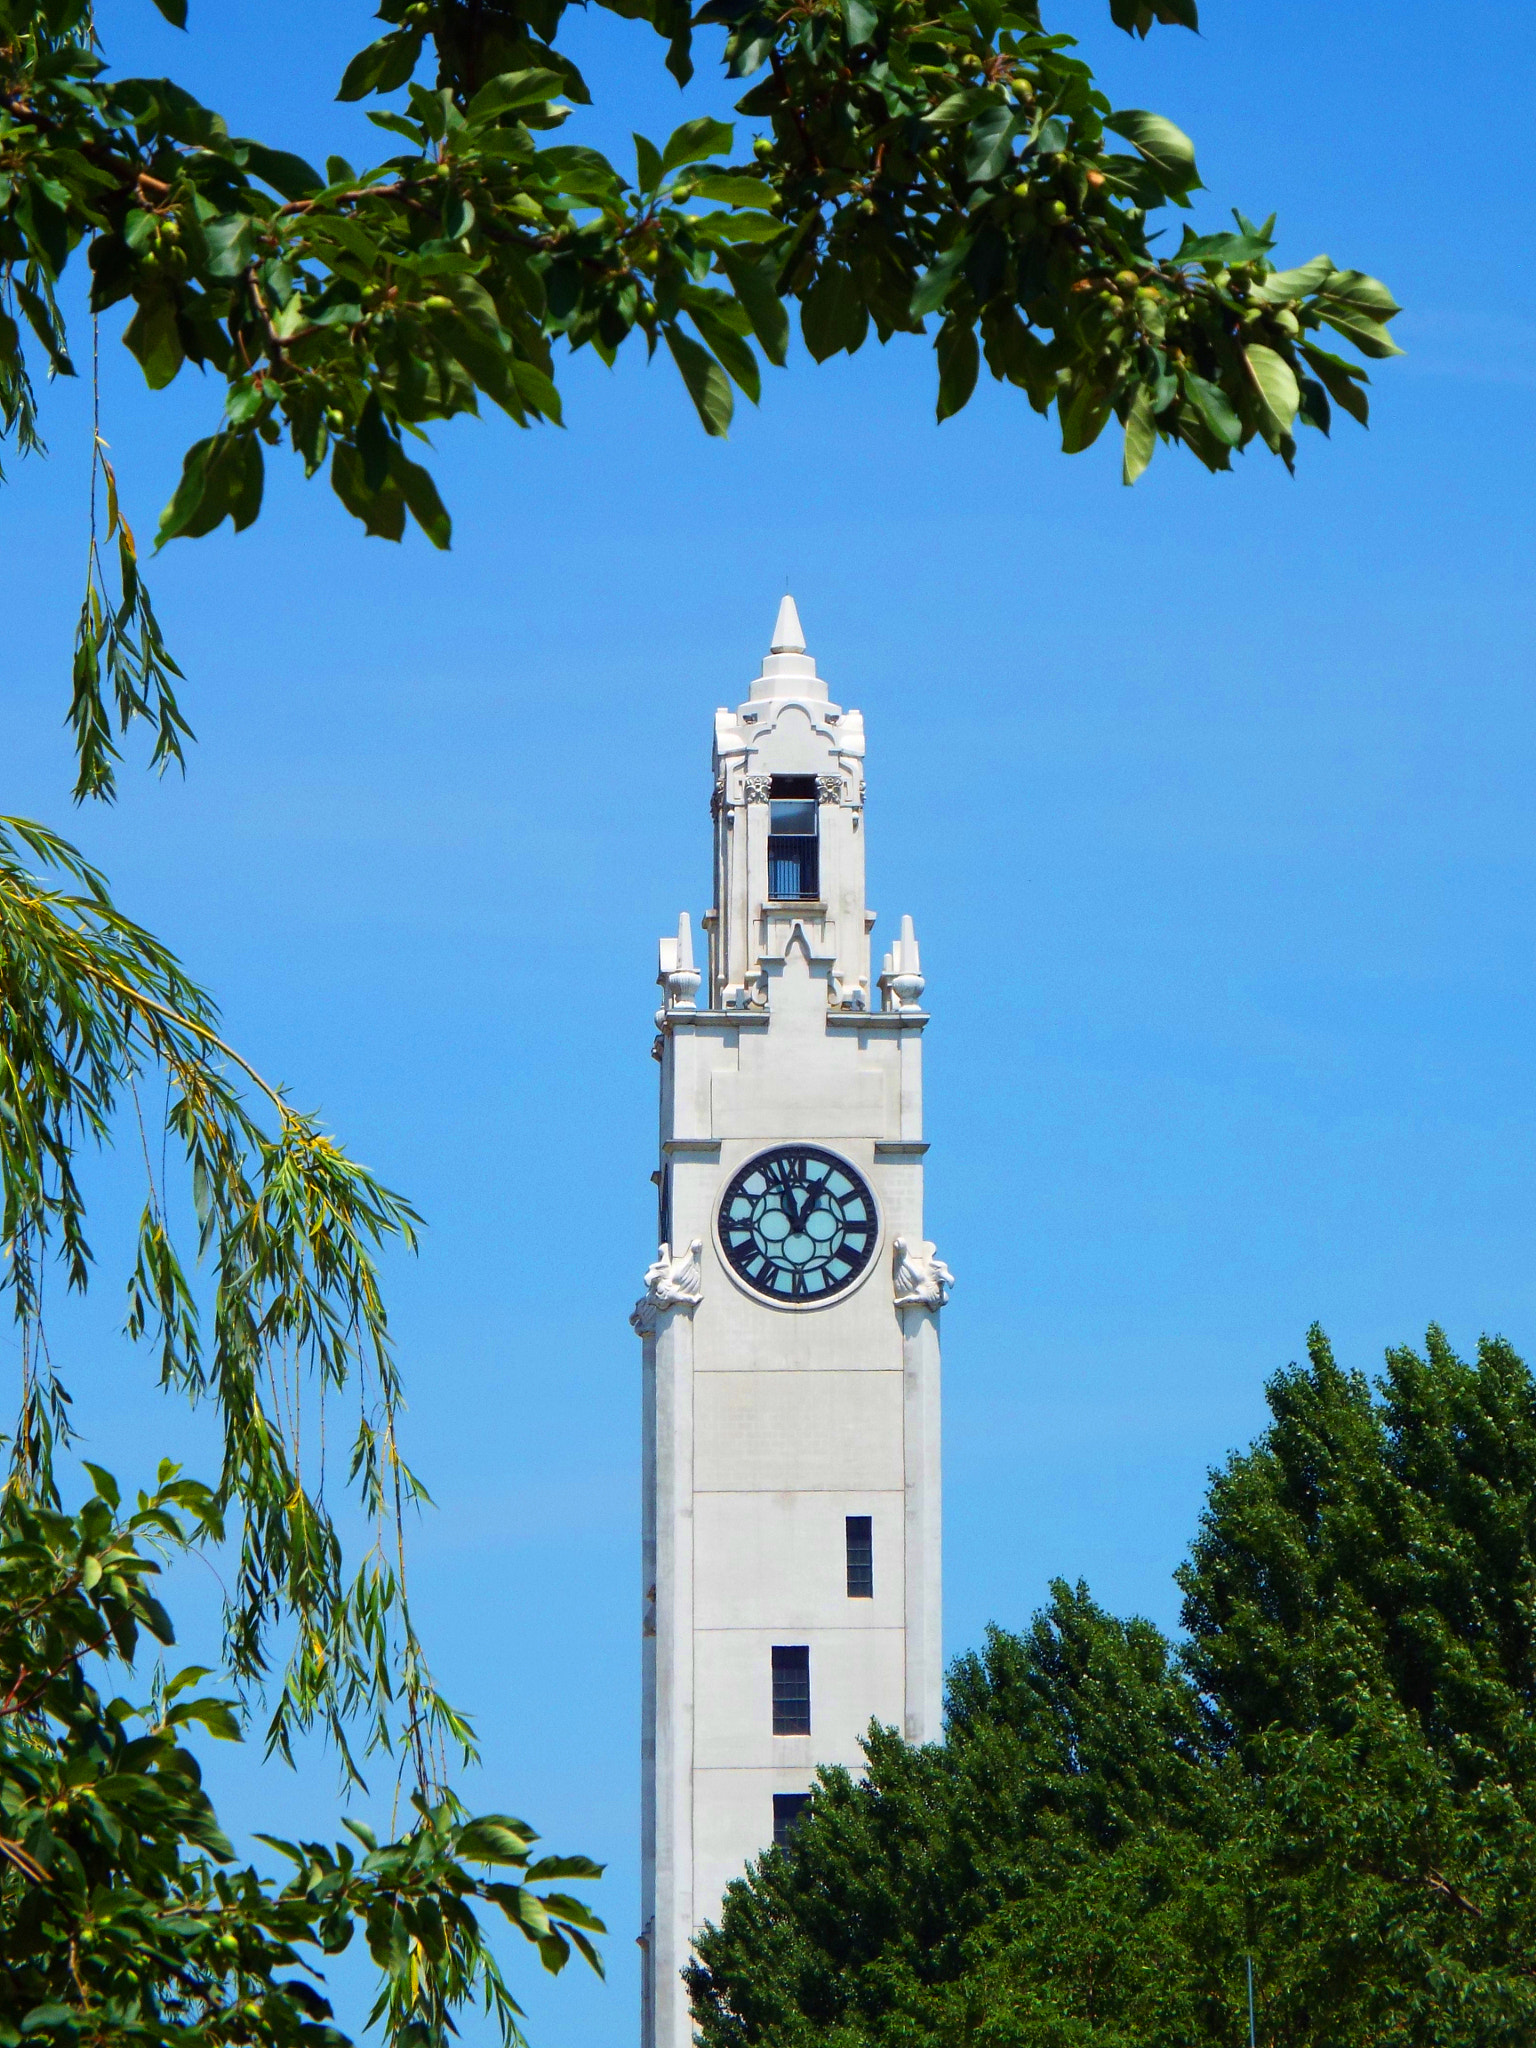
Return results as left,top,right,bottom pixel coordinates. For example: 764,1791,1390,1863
636,601,946,2048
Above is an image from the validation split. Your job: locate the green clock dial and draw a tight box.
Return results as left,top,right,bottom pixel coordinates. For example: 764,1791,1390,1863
718,1146,878,1303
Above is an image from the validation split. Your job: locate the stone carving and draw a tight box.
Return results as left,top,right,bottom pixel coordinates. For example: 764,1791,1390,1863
879,913,925,1011
658,911,701,1010
892,1237,954,1310
744,775,772,803
816,775,843,805
644,1239,704,1310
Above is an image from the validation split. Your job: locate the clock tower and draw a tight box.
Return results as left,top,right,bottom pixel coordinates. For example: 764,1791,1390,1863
632,600,949,2048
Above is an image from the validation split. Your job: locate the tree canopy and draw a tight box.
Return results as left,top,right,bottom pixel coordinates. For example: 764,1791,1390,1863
0,0,1399,795
687,1327,1536,2047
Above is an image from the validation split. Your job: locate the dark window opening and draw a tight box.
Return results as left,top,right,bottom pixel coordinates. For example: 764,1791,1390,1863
768,774,819,901
846,1515,873,1599
773,1792,812,1846
772,1645,811,1734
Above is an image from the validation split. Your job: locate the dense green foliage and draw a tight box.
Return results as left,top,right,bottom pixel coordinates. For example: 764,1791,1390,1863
689,1327,1536,2046
0,1466,603,2048
0,0,1398,793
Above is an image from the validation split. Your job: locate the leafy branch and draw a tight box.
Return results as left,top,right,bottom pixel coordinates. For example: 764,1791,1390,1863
0,1471,605,2048
0,0,1399,795
0,813,460,1784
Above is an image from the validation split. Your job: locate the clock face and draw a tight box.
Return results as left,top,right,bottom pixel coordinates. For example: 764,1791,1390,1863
718,1146,879,1304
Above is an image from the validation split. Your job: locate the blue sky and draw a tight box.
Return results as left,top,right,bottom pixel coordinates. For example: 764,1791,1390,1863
8,1,1536,2040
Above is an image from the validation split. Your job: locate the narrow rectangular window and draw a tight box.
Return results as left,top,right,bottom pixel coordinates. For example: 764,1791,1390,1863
771,1645,811,1735
846,1515,873,1599
768,774,819,901
772,1792,812,1846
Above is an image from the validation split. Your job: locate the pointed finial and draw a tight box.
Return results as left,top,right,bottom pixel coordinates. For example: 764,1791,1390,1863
771,594,805,655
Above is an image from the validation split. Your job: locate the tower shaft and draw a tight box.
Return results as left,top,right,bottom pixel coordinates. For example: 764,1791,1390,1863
634,608,947,2048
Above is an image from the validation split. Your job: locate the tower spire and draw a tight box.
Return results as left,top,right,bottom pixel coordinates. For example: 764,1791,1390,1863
770,593,805,655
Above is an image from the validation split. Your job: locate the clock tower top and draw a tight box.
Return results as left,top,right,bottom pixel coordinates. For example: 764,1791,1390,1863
698,599,912,1018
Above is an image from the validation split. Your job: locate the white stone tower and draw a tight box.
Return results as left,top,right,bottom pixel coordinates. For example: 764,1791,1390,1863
632,600,949,2048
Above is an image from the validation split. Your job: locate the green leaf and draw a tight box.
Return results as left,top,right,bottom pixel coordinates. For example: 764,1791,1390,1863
202,212,258,280
526,1854,607,1880
634,133,664,194
841,0,878,46
467,70,565,123
935,318,979,421
149,0,188,23
925,86,992,126
156,432,264,543
1298,341,1370,426
1315,268,1401,319
1182,371,1242,446
664,326,734,435
537,146,622,204
910,239,970,321
690,306,761,403
511,359,564,424
20,2006,76,2035
1059,378,1112,453
458,1819,538,1864
1122,387,1157,484
1175,226,1273,265
1254,254,1336,304
82,1463,120,1508
966,104,1019,185
1315,303,1404,360
1105,108,1200,194
539,1891,608,1931
235,140,323,200
687,211,784,243
800,262,866,361
122,297,184,391
392,448,453,549
661,117,734,174
689,172,776,205
337,30,422,101
1110,0,1198,29
1244,342,1300,441
1296,373,1331,435
715,244,790,366
167,1696,243,1740
330,442,406,540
